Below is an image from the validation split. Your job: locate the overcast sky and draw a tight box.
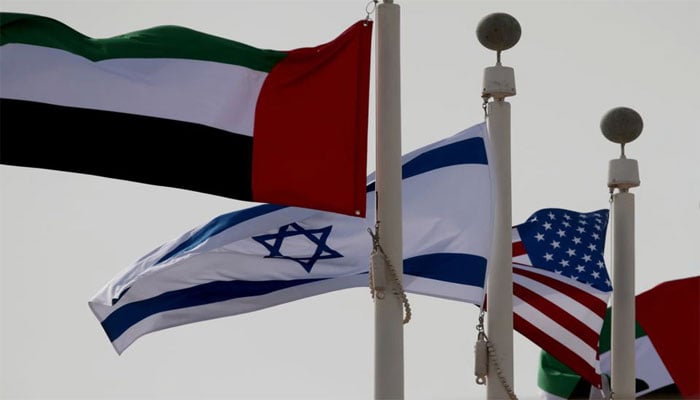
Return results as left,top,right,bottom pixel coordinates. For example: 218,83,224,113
1,1,698,399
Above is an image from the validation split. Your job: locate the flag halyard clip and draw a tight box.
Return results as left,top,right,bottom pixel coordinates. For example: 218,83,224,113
364,0,378,23
474,310,519,399
481,95,489,119
474,315,489,385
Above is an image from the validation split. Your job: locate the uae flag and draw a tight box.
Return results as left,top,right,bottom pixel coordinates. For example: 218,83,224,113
0,13,372,216
538,275,700,399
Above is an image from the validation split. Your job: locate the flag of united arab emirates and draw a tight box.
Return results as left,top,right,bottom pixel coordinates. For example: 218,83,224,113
0,13,372,216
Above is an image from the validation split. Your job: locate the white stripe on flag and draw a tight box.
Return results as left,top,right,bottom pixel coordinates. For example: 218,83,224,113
514,269,606,332
513,298,599,371
0,44,265,135
109,275,369,353
404,275,484,303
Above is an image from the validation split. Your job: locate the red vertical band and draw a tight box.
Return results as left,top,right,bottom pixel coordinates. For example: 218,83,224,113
636,276,700,398
253,21,373,217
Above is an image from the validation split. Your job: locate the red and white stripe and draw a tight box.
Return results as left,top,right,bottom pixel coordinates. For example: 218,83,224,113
512,229,610,387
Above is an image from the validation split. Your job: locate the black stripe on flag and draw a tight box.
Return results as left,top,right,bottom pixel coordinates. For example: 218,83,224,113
1,99,254,201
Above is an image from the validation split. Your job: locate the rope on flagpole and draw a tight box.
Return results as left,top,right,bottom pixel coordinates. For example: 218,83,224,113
368,221,412,324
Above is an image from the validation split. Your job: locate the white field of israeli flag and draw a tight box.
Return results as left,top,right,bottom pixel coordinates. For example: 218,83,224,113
89,122,493,354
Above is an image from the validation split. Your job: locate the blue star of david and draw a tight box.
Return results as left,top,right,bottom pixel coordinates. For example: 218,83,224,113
252,223,343,273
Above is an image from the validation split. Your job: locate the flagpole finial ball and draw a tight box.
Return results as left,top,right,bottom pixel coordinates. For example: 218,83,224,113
476,13,521,52
601,107,643,144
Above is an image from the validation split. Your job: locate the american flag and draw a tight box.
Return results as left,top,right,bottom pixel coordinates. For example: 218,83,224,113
512,208,611,387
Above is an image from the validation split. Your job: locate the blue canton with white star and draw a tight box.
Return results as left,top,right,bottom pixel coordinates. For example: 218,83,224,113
517,208,612,292
252,223,343,273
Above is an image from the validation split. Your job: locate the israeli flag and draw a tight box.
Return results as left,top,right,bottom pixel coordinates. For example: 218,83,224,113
89,122,493,354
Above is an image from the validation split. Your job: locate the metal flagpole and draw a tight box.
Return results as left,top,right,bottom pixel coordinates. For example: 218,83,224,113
476,13,520,400
373,1,404,399
601,107,643,400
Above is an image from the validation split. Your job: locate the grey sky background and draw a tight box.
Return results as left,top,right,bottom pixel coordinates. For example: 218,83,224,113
1,1,698,399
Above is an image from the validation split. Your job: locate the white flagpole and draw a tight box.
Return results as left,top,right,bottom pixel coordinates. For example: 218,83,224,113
477,13,520,400
602,107,643,400
374,1,403,399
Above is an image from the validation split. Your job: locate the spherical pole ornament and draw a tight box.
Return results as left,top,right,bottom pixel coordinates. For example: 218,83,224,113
476,13,521,52
601,107,643,144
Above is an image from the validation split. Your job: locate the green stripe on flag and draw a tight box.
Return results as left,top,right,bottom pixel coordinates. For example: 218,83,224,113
0,12,286,71
598,308,646,354
538,352,585,399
